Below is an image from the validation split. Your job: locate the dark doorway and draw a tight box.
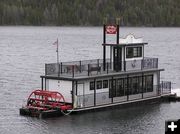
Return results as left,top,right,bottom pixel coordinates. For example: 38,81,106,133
113,47,122,71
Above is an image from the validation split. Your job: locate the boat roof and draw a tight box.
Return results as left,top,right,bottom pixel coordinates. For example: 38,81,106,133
102,42,148,46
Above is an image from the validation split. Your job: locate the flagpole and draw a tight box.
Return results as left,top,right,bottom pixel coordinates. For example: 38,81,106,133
57,38,59,64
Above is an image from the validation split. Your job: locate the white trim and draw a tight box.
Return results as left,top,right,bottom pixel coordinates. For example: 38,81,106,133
119,34,143,44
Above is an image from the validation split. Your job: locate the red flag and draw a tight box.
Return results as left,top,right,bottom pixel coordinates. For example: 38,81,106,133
53,39,58,52
105,25,117,34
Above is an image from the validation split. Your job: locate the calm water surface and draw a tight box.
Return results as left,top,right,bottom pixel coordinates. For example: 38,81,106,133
0,26,180,134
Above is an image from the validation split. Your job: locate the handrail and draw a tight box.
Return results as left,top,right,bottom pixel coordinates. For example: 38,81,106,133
45,57,159,77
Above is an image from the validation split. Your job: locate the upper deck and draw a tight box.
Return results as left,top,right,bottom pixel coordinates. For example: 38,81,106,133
43,57,161,80
42,24,163,80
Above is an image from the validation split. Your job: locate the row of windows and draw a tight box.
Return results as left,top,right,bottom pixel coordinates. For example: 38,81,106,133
90,80,108,90
126,47,142,58
109,75,153,97
90,75,153,98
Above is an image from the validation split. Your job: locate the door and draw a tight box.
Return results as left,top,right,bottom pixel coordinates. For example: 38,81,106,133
77,83,84,107
113,47,122,71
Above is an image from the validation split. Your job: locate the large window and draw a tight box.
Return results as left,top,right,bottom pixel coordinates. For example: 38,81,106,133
131,77,139,94
110,78,125,97
144,75,153,92
126,47,142,58
103,80,108,88
124,78,128,95
108,75,153,98
109,79,116,98
90,75,153,97
112,80,116,97
116,79,124,96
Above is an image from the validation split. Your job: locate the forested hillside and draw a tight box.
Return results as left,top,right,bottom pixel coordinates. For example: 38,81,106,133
0,0,179,26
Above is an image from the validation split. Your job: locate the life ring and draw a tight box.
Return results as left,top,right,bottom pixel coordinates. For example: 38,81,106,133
131,60,136,68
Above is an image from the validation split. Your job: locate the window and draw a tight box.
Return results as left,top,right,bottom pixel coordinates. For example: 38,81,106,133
137,47,142,57
96,81,102,89
124,78,128,95
126,47,133,58
109,80,112,98
143,75,153,92
131,77,139,94
110,78,125,97
116,79,124,96
126,47,142,58
109,79,116,98
90,81,95,90
128,77,132,95
146,75,153,92
103,80,108,88
138,77,143,93
108,76,147,98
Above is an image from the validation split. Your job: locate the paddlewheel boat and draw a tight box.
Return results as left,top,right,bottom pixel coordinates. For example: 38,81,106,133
20,19,172,118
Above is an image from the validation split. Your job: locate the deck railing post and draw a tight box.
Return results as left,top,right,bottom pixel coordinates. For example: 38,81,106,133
97,59,99,67
88,64,90,76
45,78,46,90
111,77,113,103
94,79,96,106
142,73,144,99
170,82,172,93
107,62,109,74
161,81,163,95
58,63,60,76
60,62,62,74
45,64,47,75
124,61,126,72
79,60,82,73
127,75,129,101
141,59,143,70
41,77,44,90
97,59,99,74
72,65,74,78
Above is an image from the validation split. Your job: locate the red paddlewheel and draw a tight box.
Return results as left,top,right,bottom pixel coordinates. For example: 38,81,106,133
26,89,68,111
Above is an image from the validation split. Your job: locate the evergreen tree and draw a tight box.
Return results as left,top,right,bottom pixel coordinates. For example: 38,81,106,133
0,0,179,26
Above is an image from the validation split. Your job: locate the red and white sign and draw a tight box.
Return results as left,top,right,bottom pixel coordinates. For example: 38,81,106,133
105,25,117,34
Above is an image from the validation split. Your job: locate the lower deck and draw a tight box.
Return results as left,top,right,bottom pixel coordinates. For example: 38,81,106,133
42,69,171,111
74,84,171,110
72,93,171,112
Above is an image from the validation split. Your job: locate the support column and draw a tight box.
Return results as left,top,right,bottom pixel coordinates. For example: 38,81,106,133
74,81,78,108
94,79,96,106
157,71,161,96
111,77,114,103
75,81,78,96
110,46,112,69
72,81,74,107
142,73,144,99
103,46,106,71
127,75,129,101
103,24,106,71
123,46,126,71
45,78,46,90
116,24,119,44
58,63,60,76
41,77,43,90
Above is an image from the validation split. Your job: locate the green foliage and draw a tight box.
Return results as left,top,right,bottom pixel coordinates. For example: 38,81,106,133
0,0,179,26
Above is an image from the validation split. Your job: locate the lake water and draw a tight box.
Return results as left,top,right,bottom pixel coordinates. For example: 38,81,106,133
0,26,180,134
